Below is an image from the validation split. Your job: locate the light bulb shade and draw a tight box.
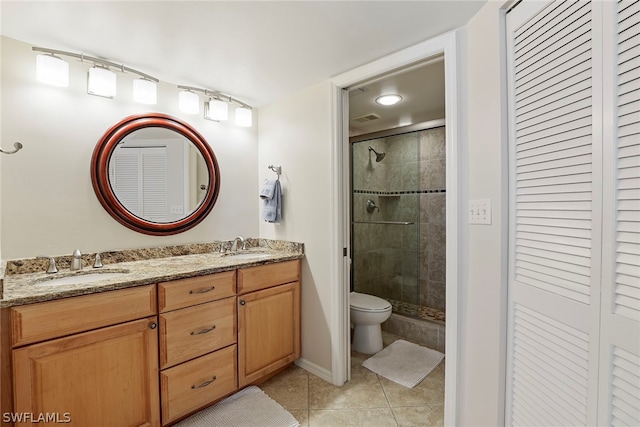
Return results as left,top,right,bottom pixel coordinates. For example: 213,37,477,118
132,79,157,105
375,94,402,106
207,98,229,121
179,90,200,114
235,106,252,127
88,67,117,97
36,54,69,87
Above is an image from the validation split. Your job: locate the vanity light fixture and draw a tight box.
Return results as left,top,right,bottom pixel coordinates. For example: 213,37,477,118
132,78,157,105
178,85,252,127
235,106,252,127
88,66,117,98
375,94,403,106
36,53,69,87
178,89,200,114
206,98,229,121
32,46,159,100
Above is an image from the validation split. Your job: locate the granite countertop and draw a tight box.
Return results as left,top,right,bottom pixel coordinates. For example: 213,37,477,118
0,239,304,308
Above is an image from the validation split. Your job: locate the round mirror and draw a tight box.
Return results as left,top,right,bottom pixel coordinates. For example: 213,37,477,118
91,113,221,235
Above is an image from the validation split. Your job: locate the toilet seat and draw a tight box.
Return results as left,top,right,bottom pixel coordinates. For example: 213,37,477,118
350,292,391,312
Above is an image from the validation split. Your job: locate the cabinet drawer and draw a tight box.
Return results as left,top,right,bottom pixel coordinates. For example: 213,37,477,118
159,297,236,369
160,345,237,425
237,259,301,294
158,270,236,313
11,285,157,347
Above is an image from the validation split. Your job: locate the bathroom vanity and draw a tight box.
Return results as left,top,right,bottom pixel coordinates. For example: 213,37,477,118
0,241,302,426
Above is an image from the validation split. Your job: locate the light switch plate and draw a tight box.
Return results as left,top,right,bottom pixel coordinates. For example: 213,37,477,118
469,199,492,224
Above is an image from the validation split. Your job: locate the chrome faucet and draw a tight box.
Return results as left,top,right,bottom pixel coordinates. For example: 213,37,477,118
231,236,247,251
70,249,83,271
38,256,58,274
93,253,103,268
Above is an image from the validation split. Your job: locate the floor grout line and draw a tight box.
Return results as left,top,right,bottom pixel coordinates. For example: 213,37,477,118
376,372,400,426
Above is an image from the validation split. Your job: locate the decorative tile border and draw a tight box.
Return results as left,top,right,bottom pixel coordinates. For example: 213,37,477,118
388,298,446,324
354,189,446,195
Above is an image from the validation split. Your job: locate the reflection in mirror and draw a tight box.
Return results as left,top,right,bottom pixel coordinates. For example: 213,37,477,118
108,127,209,222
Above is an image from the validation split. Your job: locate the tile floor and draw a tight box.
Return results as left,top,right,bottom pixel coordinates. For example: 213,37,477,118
260,332,445,427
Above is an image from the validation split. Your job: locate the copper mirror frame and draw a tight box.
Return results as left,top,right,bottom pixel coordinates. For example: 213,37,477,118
91,113,221,236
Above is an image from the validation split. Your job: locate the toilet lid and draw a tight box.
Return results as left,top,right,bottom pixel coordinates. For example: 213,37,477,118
350,292,391,312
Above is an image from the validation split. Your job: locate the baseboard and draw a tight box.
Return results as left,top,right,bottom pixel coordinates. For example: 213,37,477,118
294,357,334,384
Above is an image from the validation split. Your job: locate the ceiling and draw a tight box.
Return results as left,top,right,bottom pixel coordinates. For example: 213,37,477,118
0,1,485,108
348,56,445,136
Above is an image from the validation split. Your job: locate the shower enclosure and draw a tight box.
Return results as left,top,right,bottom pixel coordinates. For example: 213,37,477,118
351,124,446,328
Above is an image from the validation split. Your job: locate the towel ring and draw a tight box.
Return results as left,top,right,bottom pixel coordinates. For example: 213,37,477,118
268,165,282,177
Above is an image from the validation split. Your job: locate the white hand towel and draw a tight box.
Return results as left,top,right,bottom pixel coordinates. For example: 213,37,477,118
259,179,277,200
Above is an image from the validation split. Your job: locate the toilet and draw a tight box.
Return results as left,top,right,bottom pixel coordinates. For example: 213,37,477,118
350,292,392,354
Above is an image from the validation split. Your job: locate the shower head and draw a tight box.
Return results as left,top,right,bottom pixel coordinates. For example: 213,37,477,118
368,146,386,162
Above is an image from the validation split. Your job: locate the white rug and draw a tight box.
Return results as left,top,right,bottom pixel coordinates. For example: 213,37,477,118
362,339,444,388
174,386,299,427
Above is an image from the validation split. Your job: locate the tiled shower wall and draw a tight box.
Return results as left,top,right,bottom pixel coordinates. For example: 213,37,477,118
352,126,446,317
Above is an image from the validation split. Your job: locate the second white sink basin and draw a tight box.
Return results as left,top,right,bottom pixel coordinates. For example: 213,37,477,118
225,253,272,260
33,270,130,287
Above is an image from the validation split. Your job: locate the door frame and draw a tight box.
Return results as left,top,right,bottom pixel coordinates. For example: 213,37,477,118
329,29,463,426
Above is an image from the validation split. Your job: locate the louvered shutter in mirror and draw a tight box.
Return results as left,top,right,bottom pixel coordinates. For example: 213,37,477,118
109,147,168,222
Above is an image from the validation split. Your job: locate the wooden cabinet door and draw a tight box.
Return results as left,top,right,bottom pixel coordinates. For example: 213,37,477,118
237,281,300,387
13,317,160,427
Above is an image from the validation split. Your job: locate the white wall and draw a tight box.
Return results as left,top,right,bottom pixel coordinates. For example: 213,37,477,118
1,36,259,259
258,81,334,378
257,1,511,422
256,4,511,419
0,38,3,263
458,1,508,426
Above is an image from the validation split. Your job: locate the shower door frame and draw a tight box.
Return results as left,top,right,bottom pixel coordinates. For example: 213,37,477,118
330,30,463,427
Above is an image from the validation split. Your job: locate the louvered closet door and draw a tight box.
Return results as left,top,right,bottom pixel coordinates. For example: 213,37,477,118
507,1,640,426
598,1,640,425
506,2,603,425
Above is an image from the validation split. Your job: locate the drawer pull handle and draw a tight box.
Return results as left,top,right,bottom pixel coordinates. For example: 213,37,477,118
149,322,157,330
190,325,216,335
239,300,246,306
191,376,217,389
189,286,215,294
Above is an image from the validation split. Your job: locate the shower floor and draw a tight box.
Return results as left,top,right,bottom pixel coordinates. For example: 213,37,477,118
389,299,446,324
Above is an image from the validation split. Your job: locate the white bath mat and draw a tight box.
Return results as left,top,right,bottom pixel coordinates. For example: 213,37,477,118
362,339,444,388
174,385,299,427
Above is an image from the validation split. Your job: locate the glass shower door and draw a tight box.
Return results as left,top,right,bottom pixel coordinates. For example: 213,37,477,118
351,132,420,317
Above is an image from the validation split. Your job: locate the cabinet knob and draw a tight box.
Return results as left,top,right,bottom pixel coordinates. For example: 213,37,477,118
239,300,246,306
149,322,157,329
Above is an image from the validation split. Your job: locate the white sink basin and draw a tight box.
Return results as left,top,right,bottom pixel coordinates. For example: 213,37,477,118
33,270,130,287
225,253,272,260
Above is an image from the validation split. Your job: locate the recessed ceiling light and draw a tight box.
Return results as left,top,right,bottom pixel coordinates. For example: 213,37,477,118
375,94,402,106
